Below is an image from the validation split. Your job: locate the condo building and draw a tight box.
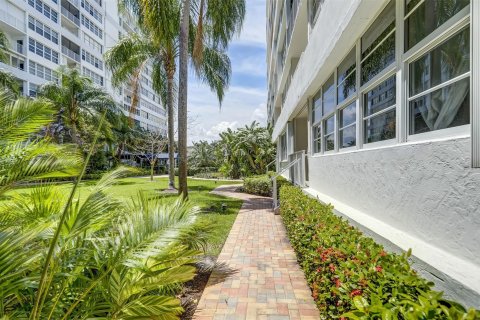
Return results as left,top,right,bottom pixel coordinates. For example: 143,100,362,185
0,0,167,135
267,0,480,307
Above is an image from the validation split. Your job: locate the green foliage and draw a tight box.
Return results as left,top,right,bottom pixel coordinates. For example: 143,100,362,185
0,96,220,319
243,174,290,197
279,185,479,320
38,67,118,147
0,90,82,196
215,121,276,179
243,175,271,196
189,140,219,170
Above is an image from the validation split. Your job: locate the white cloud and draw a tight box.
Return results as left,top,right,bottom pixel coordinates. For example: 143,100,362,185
250,105,267,123
235,0,267,47
186,0,268,145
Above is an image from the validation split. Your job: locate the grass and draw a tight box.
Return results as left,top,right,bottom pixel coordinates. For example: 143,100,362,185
7,176,243,256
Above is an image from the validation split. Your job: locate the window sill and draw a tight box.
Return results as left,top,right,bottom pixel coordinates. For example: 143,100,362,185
308,129,470,159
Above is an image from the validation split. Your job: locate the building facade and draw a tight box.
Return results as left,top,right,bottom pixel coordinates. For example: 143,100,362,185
0,0,167,135
267,0,480,307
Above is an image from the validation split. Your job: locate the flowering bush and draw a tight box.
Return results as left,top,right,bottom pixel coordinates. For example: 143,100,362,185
279,185,479,319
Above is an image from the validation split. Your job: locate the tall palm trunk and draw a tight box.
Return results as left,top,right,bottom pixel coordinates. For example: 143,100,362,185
177,0,190,198
167,69,176,189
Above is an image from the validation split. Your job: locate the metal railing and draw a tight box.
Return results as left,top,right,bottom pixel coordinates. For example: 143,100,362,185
61,46,80,62
61,7,80,26
271,150,306,210
286,0,300,47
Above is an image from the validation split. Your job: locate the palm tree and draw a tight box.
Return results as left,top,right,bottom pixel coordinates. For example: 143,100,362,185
177,0,246,197
105,14,179,189
0,90,210,318
108,0,239,193
0,30,20,95
0,90,82,196
38,67,116,146
189,140,217,169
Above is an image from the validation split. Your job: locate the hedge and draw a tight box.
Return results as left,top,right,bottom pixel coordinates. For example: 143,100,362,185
279,185,479,319
243,174,291,197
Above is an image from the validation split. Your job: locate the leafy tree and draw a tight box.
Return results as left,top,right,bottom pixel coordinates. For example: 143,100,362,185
0,90,82,196
38,67,116,146
0,30,20,95
130,129,169,181
217,122,276,178
188,140,218,169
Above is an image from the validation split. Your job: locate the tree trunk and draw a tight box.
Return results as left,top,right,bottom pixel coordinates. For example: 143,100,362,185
167,73,176,189
150,161,154,181
177,0,190,198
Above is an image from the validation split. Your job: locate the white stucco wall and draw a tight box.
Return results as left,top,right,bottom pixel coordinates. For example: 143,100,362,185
272,0,389,140
306,135,480,306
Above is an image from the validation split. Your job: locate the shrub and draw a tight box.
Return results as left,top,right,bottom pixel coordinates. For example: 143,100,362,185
243,175,271,196
243,174,291,197
279,185,479,319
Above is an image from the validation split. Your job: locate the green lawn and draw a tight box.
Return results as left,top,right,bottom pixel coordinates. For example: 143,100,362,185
8,177,243,256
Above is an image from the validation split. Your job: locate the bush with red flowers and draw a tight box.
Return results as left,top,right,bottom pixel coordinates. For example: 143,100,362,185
279,185,479,319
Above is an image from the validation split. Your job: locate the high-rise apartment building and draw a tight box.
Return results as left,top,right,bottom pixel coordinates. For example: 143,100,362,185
267,0,480,308
0,0,167,135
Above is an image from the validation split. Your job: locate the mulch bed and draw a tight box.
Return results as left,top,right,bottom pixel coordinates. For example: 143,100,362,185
179,268,213,320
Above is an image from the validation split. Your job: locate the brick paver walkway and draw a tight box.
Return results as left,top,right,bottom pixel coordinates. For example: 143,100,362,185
194,185,319,320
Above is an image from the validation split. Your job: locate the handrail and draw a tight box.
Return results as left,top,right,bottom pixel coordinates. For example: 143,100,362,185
271,156,301,210
271,150,306,211
266,159,276,173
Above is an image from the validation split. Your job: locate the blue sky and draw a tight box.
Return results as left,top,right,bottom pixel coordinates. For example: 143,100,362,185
187,0,267,145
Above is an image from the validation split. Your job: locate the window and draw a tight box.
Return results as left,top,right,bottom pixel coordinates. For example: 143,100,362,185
361,1,395,84
83,67,104,86
28,38,59,64
313,124,321,153
408,27,470,135
81,49,103,70
312,90,322,124
322,74,335,115
339,102,356,148
81,15,103,39
81,0,103,23
364,76,396,143
280,133,287,161
405,0,469,51
29,83,38,97
28,16,59,44
29,61,59,83
308,0,470,156
83,32,103,53
324,116,335,151
28,0,58,23
337,47,356,103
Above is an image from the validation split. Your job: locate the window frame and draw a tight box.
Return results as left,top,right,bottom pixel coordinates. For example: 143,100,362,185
404,8,471,142
308,0,471,156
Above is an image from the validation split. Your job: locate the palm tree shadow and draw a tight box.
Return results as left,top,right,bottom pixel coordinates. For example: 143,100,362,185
196,256,238,287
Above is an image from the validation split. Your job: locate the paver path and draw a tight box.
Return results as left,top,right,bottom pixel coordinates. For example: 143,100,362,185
194,185,319,320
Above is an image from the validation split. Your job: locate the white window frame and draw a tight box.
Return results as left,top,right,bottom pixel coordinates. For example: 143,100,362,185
309,0,471,157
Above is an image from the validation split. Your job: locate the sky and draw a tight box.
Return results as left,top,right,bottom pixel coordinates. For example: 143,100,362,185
187,0,267,145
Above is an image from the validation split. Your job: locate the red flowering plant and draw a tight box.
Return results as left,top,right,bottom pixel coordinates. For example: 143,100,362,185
279,185,479,319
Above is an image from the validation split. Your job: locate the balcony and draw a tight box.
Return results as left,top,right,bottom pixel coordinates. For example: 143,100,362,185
286,0,299,48
62,46,80,62
61,6,80,26
0,8,26,33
